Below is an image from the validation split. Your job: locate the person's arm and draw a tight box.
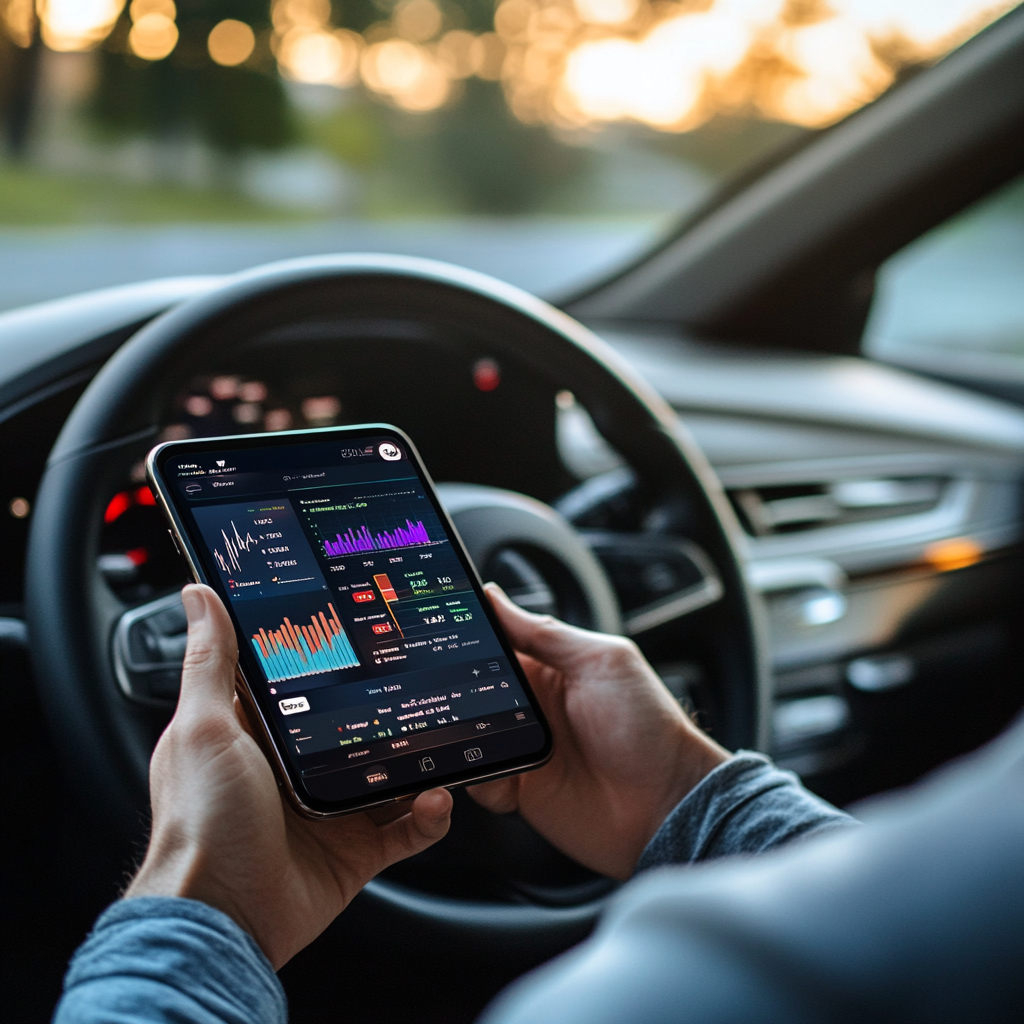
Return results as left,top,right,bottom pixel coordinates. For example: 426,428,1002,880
470,586,854,879
54,584,453,1023
55,582,850,1022
479,712,1024,1024
55,899,283,1024
636,751,855,869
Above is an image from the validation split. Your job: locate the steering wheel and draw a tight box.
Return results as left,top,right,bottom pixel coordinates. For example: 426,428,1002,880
25,255,768,966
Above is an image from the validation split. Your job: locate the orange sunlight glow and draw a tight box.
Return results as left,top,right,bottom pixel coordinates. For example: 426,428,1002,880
208,18,256,67
127,0,178,62
17,0,1016,129
36,0,125,51
361,37,452,109
272,0,462,108
272,0,363,87
2,0,37,47
393,0,443,43
573,0,640,27
503,0,1017,131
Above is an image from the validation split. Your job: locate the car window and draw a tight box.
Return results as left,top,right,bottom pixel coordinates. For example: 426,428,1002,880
0,0,1016,311
863,175,1024,393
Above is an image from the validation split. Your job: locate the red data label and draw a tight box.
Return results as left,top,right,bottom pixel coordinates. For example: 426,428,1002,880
373,573,399,602
372,623,393,634
353,590,376,603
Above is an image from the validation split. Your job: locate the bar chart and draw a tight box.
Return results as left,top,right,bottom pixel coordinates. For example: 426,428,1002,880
251,601,360,682
323,518,432,556
301,490,445,560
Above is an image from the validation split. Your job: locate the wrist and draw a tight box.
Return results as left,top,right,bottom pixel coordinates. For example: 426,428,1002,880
124,833,202,902
674,721,731,799
640,722,729,863
126,842,260,942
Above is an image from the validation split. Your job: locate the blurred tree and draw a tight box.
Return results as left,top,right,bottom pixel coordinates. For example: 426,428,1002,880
91,0,294,155
313,0,588,213
307,78,591,215
0,0,43,158
306,102,385,171
327,0,498,35
421,77,589,213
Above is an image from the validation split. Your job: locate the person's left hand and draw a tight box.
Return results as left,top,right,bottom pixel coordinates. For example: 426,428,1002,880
125,584,452,969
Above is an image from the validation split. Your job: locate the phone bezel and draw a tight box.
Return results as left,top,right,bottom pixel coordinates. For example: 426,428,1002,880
147,423,553,818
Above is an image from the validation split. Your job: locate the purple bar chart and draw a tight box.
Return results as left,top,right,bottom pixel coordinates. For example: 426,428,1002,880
323,519,432,556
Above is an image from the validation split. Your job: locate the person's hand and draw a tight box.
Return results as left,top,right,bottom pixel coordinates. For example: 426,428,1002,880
125,584,452,969
469,584,728,880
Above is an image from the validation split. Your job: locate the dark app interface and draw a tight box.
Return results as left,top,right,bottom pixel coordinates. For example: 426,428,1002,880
168,435,544,804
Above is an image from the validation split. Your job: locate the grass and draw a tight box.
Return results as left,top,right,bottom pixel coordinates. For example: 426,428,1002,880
0,162,309,225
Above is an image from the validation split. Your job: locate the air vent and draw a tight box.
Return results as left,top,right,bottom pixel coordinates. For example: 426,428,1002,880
729,476,946,536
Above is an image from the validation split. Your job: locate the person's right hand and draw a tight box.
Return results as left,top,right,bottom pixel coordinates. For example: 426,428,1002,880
125,584,452,969
469,584,729,880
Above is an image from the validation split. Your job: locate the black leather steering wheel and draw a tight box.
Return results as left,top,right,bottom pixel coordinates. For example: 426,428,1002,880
26,255,768,946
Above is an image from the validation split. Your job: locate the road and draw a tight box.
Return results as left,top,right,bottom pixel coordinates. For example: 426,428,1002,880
0,219,658,313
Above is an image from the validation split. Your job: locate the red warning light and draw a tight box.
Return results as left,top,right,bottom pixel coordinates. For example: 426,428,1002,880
104,486,157,524
472,358,500,392
104,491,132,524
126,547,149,566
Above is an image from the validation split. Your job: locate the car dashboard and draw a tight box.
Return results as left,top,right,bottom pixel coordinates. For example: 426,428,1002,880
604,332,1024,794
2,279,1023,806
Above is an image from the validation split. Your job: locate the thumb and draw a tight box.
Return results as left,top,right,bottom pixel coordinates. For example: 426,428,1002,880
376,788,453,865
178,584,239,713
484,582,593,667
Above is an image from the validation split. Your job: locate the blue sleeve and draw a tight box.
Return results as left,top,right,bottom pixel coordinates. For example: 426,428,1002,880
53,897,286,1024
481,718,1024,1024
636,751,856,870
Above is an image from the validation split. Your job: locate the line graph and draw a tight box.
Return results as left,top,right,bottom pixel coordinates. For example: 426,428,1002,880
214,520,259,574
192,499,326,600
251,601,359,682
323,519,431,557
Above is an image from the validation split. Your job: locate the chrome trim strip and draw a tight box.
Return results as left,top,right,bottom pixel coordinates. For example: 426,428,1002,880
624,576,725,635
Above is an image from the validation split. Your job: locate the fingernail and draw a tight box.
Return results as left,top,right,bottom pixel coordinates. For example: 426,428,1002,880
181,586,208,627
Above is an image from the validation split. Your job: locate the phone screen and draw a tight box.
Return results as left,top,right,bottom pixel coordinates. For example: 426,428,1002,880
151,426,550,813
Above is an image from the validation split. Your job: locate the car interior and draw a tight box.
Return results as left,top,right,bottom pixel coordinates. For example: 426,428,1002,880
1,4,1022,1022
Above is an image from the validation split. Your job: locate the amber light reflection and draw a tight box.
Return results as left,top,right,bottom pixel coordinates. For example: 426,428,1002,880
925,537,984,572
269,0,1019,125
12,0,1017,128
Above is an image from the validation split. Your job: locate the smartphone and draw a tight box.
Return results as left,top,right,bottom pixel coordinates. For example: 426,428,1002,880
147,424,552,817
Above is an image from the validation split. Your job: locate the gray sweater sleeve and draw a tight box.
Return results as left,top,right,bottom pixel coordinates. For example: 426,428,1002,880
53,897,285,1024
636,751,856,870
51,757,852,1024
480,716,1024,1024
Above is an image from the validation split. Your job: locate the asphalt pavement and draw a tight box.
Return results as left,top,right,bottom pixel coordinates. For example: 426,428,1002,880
0,219,659,313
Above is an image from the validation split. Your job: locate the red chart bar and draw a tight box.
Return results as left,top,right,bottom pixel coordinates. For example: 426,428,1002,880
373,573,399,603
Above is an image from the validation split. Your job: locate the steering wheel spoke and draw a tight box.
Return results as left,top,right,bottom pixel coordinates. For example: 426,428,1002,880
583,533,724,636
112,590,186,706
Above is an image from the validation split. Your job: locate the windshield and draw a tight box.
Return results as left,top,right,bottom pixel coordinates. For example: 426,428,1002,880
0,0,1016,312
863,174,1024,397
